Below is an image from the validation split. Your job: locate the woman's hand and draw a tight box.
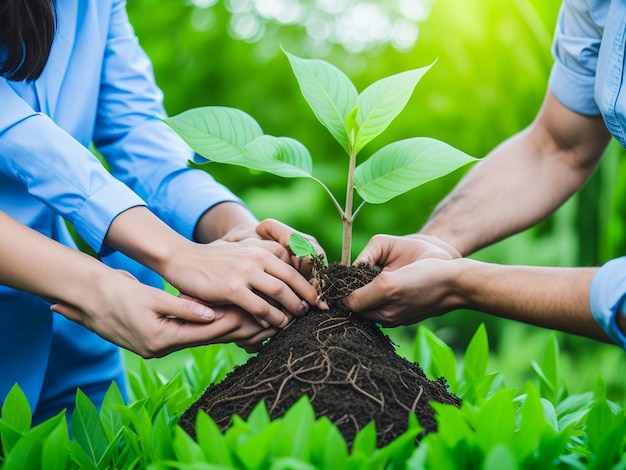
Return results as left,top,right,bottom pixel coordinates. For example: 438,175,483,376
105,207,318,330
162,238,317,329
255,218,326,277
51,269,281,358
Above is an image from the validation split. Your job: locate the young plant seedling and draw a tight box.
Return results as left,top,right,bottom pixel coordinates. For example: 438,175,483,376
163,50,477,265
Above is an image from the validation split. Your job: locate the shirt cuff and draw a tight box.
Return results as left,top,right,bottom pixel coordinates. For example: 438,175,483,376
589,257,626,349
548,63,600,116
72,182,147,255
160,170,245,240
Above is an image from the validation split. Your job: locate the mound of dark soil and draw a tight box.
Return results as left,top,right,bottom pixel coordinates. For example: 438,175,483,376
179,263,461,447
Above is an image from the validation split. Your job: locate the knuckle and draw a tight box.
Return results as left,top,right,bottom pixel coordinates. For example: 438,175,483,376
222,280,242,297
374,272,394,292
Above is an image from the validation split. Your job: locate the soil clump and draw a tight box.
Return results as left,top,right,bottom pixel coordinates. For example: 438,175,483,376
179,263,461,447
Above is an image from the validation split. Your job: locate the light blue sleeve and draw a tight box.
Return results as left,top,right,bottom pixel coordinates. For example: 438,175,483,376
589,257,626,349
548,0,604,115
0,80,146,254
93,0,244,241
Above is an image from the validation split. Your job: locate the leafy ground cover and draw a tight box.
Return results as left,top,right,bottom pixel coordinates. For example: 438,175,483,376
1,324,625,469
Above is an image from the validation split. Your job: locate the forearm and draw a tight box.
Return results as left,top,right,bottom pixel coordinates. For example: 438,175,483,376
453,258,609,342
422,131,591,255
103,206,188,275
0,211,111,306
421,91,610,256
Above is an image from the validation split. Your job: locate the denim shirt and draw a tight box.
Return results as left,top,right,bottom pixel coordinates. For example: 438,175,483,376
549,0,626,347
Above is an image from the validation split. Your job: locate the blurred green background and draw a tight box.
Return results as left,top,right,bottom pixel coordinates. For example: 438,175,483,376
125,0,626,401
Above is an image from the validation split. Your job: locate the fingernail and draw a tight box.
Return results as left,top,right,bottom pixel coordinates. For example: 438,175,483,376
194,305,215,320
300,300,310,313
259,318,270,328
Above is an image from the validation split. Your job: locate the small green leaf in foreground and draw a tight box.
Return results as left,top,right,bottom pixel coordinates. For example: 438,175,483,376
289,233,328,266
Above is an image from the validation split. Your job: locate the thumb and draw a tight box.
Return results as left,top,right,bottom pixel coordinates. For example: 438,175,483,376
342,280,384,313
50,303,82,322
256,218,291,245
161,294,221,323
353,236,388,267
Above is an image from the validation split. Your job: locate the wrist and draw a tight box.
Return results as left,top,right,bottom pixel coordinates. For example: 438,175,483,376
436,257,474,311
420,223,476,257
194,202,258,243
105,206,187,274
448,257,487,310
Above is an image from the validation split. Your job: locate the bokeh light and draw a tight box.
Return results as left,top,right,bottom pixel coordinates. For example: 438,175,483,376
191,0,433,55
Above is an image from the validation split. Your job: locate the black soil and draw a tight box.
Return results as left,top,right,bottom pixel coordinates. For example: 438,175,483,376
179,263,461,447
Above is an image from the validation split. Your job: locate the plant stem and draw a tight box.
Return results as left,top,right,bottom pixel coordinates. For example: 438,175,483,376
341,148,357,266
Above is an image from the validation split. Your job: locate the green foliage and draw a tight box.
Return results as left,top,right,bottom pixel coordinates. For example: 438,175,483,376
2,327,625,468
283,50,434,156
28,0,626,469
165,50,476,264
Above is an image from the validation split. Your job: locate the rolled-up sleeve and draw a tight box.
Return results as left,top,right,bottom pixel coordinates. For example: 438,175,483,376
548,0,603,115
93,0,243,240
589,257,626,349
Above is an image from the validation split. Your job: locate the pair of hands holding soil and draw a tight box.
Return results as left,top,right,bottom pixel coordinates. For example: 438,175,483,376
343,234,463,327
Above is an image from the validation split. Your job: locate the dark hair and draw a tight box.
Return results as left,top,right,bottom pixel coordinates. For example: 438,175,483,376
0,0,57,82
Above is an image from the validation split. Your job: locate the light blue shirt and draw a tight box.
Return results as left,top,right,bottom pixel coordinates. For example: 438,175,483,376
0,0,243,419
548,0,626,348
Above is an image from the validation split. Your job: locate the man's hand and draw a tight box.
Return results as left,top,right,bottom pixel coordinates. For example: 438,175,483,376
342,234,462,326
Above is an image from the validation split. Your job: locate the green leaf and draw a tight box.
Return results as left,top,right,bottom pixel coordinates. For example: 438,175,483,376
241,135,313,177
100,381,125,442
271,457,317,470
354,137,477,204
172,426,206,464
483,444,518,470
592,414,626,470
422,327,458,390
463,323,489,384
0,420,23,459
474,389,517,450
195,412,232,466
537,333,561,403
167,106,314,180
355,61,435,154
351,421,377,457
289,232,317,258
71,389,110,467
310,418,348,470
1,384,32,433
586,399,615,455
150,408,176,462
3,413,64,470
284,49,358,152
236,421,283,470
516,383,552,460
246,400,271,434
429,402,474,447
273,396,315,459
164,106,263,162
369,415,422,469
41,417,69,470
460,372,501,405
